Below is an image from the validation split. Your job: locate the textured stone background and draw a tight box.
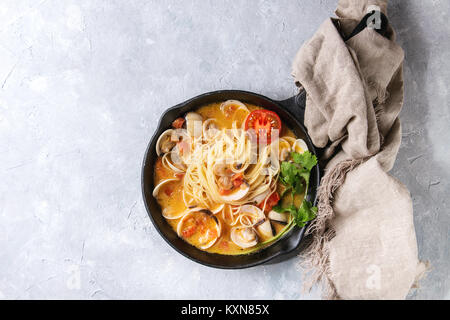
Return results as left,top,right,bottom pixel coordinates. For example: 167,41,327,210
0,0,448,299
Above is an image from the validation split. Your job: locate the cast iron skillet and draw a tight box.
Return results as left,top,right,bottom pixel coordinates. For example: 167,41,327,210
141,90,320,269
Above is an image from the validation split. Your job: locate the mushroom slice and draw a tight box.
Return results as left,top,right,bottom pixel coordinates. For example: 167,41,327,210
221,183,250,202
293,139,309,154
156,129,176,156
185,112,203,137
231,227,259,249
255,219,274,238
268,210,289,224
177,210,221,250
152,178,178,198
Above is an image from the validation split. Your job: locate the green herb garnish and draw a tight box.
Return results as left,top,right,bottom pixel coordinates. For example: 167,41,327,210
276,151,318,228
291,151,318,171
245,151,319,252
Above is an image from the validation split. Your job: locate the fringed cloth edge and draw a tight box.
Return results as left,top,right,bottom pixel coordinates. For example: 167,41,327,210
300,157,368,300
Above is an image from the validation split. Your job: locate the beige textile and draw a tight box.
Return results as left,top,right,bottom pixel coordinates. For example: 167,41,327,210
292,0,428,299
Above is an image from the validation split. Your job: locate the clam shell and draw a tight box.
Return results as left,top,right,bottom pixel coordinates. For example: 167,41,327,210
220,100,248,113
230,227,258,249
250,190,270,205
176,209,221,250
221,184,250,202
211,204,225,214
293,139,308,154
156,129,175,156
152,178,178,198
202,119,219,141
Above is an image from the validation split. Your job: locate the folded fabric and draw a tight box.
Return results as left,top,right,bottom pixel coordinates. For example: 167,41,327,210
292,0,428,299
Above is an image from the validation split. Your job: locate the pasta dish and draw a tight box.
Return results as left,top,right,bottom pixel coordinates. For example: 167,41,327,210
153,100,317,255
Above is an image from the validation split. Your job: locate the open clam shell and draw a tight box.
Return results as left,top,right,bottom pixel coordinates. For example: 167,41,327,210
230,227,259,249
156,129,179,156
177,209,222,250
152,178,178,198
221,183,250,202
220,100,249,114
239,205,273,238
293,139,308,154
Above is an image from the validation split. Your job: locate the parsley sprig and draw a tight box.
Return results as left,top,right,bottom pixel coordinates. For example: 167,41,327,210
274,151,318,228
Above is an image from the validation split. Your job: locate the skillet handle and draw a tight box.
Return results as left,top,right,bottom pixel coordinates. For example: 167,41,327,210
277,89,306,125
277,90,326,163
265,226,307,265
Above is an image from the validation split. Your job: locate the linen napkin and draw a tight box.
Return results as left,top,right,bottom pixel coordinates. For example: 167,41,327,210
292,0,428,299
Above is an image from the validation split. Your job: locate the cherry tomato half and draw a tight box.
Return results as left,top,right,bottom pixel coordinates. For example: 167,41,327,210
172,117,185,129
244,110,282,143
258,192,280,213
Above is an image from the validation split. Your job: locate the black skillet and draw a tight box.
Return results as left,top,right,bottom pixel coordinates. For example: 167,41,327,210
141,89,320,269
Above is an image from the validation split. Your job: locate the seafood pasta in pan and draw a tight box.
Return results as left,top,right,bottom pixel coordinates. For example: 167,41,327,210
153,100,317,255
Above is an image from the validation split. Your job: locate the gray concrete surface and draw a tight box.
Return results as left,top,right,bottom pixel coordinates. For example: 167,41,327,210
0,0,448,300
